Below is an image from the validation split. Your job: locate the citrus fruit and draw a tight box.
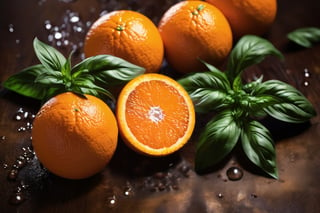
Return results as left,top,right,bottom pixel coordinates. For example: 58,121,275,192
116,73,195,156
206,0,277,38
158,1,233,74
32,92,118,179
84,10,164,73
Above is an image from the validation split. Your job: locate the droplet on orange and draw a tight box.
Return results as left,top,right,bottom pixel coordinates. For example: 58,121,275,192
116,73,195,156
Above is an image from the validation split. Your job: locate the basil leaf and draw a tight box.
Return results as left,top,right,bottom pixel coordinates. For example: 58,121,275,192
2,64,62,100
178,70,231,113
242,75,264,93
287,27,320,48
253,80,316,123
35,70,63,85
241,120,278,179
33,38,66,71
72,75,115,101
195,110,241,172
73,80,115,101
226,35,283,83
72,55,145,86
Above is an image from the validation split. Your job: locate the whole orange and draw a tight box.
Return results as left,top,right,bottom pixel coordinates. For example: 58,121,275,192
32,92,118,179
206,0,277,38
84,10,164,73
158,1,233,74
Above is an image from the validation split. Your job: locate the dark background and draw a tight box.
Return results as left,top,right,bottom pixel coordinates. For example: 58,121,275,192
1,0,320,212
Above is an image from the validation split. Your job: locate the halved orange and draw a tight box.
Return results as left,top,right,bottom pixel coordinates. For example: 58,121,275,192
116,73,195,156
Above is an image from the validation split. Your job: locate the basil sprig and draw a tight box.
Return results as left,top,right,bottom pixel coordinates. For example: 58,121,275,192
287,27,320,48
2,38,145,102
179,35,316,179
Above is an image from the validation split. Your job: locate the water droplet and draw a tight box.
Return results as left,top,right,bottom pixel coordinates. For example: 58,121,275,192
303,81,309,87
17,126,26,132
217,193,224,199
9,192,26,205
8,24,14,32
1,135,6,141
44,20,52,30
70,15,80,23
7,169,19,180
226,166,243,181
54,31,62,40
106,195,117,208
3,163,8,169
304,68,311,77
123,186,133,197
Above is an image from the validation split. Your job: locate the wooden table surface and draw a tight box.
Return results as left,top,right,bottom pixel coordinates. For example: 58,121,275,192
1,0,320,212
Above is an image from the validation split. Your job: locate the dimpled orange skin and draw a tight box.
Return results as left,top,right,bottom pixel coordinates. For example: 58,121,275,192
116,73,196,156
158,1,233,74
84,10,164,73
206,0,277,38
32,92,118,179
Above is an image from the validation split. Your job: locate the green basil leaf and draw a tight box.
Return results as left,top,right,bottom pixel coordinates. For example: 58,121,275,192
34,70,63,85
287,27,320,48
253,80,316,123
72,77,115,101
61,51,73,80
178,70,231,113
242,75,264,93
2,64,62,100
226,35,283,83
241,120,278,179
72,55,145,86
195,110,241,172
33,38,66,71
241,95,278,118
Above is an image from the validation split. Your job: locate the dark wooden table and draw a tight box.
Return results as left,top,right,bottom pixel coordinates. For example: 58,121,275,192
1,0,320,212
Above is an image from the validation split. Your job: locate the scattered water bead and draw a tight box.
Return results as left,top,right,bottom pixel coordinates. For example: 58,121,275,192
106,195,117,208
8,24,14,32
17,126,26,132
1,135,6,141
123,186,133,196
217,193,224,199
7,169,19,180
226,166,243,181
304,68,311,78
9,192,26,205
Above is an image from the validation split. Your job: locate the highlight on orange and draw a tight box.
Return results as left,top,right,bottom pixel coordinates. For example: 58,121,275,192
158,1,233,73
32,92,118,179
84,10,164,73
116,73,196,156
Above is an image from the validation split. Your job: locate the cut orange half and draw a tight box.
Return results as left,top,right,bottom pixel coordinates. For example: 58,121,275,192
116,73,195,156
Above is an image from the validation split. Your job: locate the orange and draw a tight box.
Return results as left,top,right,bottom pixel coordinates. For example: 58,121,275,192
84,10,164,73
32,92,118,179
158,1,233,74
116,73,195,156
206,0,277,38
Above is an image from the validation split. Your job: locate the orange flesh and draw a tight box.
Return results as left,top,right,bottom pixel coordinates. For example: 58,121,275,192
125,80,190,149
